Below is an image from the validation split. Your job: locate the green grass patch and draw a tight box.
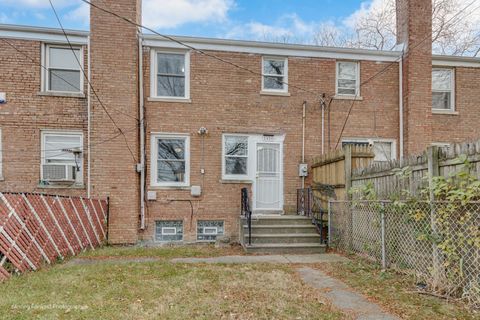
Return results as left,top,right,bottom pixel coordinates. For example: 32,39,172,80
315,255,476,320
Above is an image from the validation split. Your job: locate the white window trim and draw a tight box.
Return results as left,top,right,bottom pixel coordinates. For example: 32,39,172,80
150,133,190,187
40,130,84,184
342,138,396,161
335,61,360,97
222,134,250,181
150,49,190,100
261,56,288,93
432,67,455,112
41,44,84,94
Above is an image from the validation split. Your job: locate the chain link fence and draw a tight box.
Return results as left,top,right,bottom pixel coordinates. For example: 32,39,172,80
329,200,480,309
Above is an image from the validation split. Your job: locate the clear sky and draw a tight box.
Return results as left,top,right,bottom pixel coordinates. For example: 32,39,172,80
0,0,368,42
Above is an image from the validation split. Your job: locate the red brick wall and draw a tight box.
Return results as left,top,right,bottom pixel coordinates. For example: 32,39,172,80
89,0,141,244
141,49,400,242
432,67,480,143
0,39,87,197
397,0,433,155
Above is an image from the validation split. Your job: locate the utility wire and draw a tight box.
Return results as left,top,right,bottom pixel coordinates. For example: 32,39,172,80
80,0,323,98
49,0,138,164
333,0,480,149
0,38,138,122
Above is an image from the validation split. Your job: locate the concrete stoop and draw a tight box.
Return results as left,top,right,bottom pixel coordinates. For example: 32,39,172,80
241,215,326,254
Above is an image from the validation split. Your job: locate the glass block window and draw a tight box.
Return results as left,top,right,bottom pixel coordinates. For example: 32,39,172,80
197,220,224,242
155,220,183,242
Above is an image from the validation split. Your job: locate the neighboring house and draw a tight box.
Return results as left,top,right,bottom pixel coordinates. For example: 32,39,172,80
0,0,479,245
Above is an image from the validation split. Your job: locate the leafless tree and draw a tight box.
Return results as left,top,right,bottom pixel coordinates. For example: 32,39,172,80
311,0,480,56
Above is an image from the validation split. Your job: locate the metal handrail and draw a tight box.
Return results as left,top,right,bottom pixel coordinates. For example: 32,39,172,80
241,187,252,245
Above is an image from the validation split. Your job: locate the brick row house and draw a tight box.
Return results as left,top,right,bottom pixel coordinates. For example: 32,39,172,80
0,0,479,246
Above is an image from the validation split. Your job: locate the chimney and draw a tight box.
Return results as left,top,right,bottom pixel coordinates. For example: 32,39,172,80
396,0,433,155
90,0,141,244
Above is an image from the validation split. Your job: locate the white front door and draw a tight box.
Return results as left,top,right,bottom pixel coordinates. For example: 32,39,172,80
254,141,283,212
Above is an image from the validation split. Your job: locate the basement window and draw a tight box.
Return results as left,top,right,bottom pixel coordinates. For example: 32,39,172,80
40,131,83,185
432,68,455,111
336,61,360,96
152,50,190,99
222,134,249,180
150,134,190,187
262,57,288,92
43,45,83,93
197,220,224,242
155,220,183,242
342,138,396,162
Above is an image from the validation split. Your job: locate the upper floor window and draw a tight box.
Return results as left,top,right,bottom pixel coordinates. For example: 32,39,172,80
150,134,190,187
43,45,83,93
152,50,190,99
432,68,454,111
41,131,83,185
336,61,360,96
262,57,288,92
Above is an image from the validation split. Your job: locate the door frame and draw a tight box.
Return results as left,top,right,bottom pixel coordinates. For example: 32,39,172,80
251,134,285,213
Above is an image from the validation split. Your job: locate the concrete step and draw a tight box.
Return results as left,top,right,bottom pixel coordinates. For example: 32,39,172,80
244,225,318,234
247,215,313,226
244,243,327,254
245,233,321,244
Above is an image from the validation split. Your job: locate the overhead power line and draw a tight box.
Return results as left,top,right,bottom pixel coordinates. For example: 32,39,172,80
49,0,138,164
333,0,480,149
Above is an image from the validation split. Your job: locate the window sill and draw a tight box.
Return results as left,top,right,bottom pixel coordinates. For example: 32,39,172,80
149,186,191,190
333,95,363,101
260,91,291,97
220,179,253,184
38,91,85,98
148,97,192,103
37,184,85,189
432,109,458,115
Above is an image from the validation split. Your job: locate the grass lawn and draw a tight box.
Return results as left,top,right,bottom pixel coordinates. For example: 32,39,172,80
0,245,475,319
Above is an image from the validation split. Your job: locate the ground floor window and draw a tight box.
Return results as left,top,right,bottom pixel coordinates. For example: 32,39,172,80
155,220,183,242
342,138,396,162
150,133,190,187
41,131,83,185
197,220,224,242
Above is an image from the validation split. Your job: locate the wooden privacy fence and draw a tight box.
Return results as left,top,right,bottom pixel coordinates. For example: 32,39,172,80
352,140,480,197
0,192,108,281
311,145,375,206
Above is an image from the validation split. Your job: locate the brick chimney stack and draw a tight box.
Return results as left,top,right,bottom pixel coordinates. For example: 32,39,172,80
396,0,433,155
90,0,141,244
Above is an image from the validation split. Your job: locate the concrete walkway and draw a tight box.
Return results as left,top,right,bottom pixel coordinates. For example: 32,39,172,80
298,267,400,320
171,253,349,264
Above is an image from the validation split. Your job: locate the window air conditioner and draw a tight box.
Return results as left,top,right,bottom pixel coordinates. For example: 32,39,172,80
42,164,77,182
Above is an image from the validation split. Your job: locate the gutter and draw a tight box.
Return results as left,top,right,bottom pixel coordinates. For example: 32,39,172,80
139,32,146,230
87,35,92,198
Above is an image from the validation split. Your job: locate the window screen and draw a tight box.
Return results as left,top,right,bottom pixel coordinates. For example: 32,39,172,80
337,61,358,96
48,47,81,92
224,135,248,176
263,58,286,91
432,68,453,110
156,53,186,97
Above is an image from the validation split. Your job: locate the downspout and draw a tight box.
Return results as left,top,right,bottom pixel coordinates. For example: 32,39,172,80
139,32,146,230
301,101,306,189
87,35,91,198
399,53,404,161
321,96,326,155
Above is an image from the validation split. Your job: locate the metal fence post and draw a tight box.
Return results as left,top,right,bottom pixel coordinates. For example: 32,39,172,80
327,200,332,247
380,202,387,270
